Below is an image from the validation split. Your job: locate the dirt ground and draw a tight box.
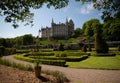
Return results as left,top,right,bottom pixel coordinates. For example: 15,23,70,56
0,65,57,83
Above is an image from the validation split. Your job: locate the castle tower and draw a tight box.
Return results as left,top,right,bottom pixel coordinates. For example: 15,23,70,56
68,19,74,37
66,18,68,24
51,18,54,26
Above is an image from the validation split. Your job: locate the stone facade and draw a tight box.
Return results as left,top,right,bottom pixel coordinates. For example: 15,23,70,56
38,18,74,39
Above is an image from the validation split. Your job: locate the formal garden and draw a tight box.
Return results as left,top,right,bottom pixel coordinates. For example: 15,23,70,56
10,43,120,70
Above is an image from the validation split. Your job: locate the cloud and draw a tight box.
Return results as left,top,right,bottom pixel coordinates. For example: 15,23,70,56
80,3,94,14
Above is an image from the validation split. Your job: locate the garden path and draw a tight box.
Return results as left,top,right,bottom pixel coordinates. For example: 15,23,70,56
2,55,120,83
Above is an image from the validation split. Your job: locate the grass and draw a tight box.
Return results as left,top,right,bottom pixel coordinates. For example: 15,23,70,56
42,70,69,83
66,56,120,70
0,58,33,71
0,57,69,83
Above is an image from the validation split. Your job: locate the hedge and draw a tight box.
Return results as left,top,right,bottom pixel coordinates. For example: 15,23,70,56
16,50,30,54
13,55,66,66
28,52,54,56
93,53,116,56
29,55,88,62
0,46,16,56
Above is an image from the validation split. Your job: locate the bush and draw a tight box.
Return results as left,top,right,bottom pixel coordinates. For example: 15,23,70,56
93,53,116,56
82,45,87,52
88,45,92,51
43,70,69,83
29,52,54,56
94,33,108,53
5,48,16,55
0,58,33,71
58,43,64,51
118,45,120,51
14,55,66,66
64,45,71,50
16,50,30,53
55,53,67,57
78,43,84,50
0,46,5,56
0,46,16,56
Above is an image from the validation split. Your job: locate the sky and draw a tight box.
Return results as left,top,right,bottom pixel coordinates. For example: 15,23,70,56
0,0,102,38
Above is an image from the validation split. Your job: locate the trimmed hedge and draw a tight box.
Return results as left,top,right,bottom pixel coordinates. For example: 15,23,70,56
0,46,5,56
16,50,30,54
55,53,67,57
93,53,116,56
29,55,88,62
13,55,66,66
66,52,89,56
0,46,16,56
28,52,54,56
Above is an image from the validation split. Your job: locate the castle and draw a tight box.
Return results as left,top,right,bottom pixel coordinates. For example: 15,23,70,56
38,18,74,39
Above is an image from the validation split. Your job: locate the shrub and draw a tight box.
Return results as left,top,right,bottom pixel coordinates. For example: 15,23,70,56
94,33,108,53
58,43,64,51
78,43,84,50
82,45,87,52
88,45,92,51
118,45,120,51
64,45,71,50
30,52,54,56
55,53,67,57
5,48,16,55
16,50,30,53
0,58,33,71
93,53,116,56
0,46,5,56
43,70,69,83
14,55,66,66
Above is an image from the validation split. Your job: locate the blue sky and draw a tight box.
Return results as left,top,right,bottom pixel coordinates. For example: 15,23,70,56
0,0,102,38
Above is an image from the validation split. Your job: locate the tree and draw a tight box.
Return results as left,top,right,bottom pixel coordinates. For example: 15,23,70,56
102,18,120,41
0,38,7,47
77,0,120,21
15,36,23,47
0,0,69,28
22,34,34,45
72,28,82,38
94,26,108,53
82,19,101,40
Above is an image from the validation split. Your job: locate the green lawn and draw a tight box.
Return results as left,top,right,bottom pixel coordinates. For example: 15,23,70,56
66,56,120,70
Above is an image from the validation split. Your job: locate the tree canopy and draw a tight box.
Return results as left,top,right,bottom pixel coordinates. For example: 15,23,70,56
0,0,69,28
0,0,120,28
82,19,101,38
77,0,120,21
102,18,120,41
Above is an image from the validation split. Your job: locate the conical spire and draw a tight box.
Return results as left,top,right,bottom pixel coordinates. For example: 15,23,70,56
66,17,68,24
52,18,54,23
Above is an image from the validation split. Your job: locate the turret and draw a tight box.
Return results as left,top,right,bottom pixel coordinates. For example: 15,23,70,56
66,17,68,24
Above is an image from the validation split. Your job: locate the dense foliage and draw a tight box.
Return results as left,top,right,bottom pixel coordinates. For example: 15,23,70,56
0,0,120,28
0,0,68,28
94,33,108,53
102,18,120,41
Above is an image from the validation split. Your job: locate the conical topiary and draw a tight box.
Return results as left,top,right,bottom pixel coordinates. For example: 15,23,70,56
94,33,108,53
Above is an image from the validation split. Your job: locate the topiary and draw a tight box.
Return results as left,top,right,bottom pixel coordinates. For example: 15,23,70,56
94,33,108,53
58,43,64,51
118,45,120,51
82,45,87,52
88,45,92,51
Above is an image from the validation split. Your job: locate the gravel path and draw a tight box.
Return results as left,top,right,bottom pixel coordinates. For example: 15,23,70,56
2,55,120,83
